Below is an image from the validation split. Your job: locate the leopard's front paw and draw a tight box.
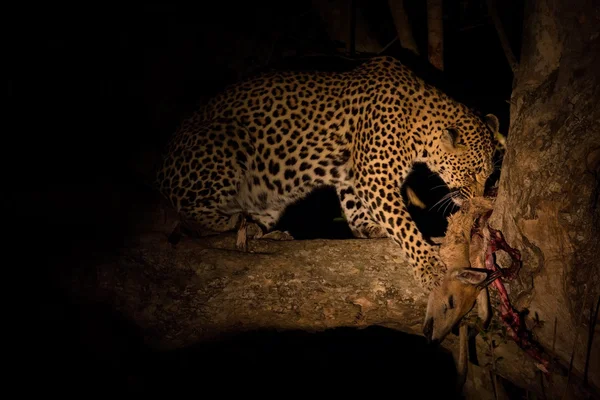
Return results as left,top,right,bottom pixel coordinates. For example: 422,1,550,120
427,250,446,275
414,247,446,290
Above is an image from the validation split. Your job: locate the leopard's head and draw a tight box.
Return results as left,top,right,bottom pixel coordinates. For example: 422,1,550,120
430,113,500,206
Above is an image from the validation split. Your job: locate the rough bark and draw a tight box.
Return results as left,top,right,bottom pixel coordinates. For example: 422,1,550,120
73,230,427,351
387,0,420,55
488,0,600,396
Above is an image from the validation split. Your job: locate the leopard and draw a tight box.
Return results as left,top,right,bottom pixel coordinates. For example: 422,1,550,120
154,56,501,290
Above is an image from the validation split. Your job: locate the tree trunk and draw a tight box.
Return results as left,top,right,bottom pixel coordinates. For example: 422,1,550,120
427,0,444,70
312,0,382,55
387,0,420,55
488,0,600,396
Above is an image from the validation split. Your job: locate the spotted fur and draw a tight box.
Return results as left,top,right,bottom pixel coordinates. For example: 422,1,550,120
155,56,499,290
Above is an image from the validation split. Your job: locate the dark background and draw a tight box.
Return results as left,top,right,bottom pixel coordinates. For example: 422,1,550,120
8,0,524,396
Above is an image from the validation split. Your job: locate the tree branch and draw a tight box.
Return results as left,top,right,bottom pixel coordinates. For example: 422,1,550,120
74,232,428,351
486,0,518,74
427,0,444,71
387,0,420,55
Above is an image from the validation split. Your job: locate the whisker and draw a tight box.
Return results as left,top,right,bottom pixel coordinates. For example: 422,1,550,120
430,197,446,211
430,191,454,211
437,198,450,213
448,200,459,215
430,190,459,212
442,191,459,215
442,198,453,216
429,184,448,191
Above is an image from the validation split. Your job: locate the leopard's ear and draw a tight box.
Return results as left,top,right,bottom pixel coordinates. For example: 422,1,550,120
484,114,500,134
440,128,467,154
484,113,506,153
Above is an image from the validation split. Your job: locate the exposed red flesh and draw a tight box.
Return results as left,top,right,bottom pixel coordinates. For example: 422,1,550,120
473,209,551,374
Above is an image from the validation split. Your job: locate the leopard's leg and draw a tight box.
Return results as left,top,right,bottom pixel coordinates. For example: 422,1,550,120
155,118,251,242
336,184,387,238
235,167,298,241
183,206,243,236
156,189,246,247
353,178,445,290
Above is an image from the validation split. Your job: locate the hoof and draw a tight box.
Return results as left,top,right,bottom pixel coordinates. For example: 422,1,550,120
236,218,249,252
